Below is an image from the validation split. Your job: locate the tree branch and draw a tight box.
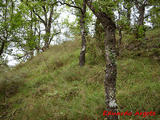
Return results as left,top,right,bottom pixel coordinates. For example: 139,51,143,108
32,9,46,25
85,0,116,29
48,5,54,27
42,5,48,25
48,32,61,45
58,1,83,13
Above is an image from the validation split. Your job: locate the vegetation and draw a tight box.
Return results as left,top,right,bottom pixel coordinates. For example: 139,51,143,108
0,0,160,120
0,28,160,119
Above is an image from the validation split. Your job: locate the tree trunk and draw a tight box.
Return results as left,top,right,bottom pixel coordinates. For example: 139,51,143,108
117,7,122,56
138,6,145,26
118,28,122,46
0,40,5,57
79,0,87,66
44,27,50,49
135,1,146,39
127,8,131,26
137,6,145,38
85,1,118,119
104,26,118,120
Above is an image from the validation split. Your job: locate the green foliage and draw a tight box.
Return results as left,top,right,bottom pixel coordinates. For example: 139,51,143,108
133,25,146,39
149,5,160,28
93,0,117,19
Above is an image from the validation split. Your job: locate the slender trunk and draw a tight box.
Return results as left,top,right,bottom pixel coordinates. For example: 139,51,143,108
44,5,54,50
43,26,51,50
137,6,145,38
138,6,145,26
37,22,41,54
135,1,146,39
118,28,122,46
0,40,5,56
117,27,122,56
127,8,131,26
85,1,118,119
117,7,122,56
79,0,87,66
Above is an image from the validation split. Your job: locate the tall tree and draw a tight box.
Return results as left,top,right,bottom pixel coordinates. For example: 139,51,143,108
149,3,160,28
0,0,10,57
0,0,21,58
60,0,88,66
79,0,87,66
22,0,60,51
133,0,153,38
123,0,133,26
85,0,118,120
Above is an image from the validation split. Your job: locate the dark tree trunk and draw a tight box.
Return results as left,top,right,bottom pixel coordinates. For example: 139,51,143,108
0,40,5,56
117,7,122,56
44,27,51,49
86,1,118,120
135,0,146,39
138,6,145,38
127,8,131,26
118,28,122,46
138,6,145,26
79,0,87,66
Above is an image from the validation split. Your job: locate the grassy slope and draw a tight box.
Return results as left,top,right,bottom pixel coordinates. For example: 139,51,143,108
0,29,160,120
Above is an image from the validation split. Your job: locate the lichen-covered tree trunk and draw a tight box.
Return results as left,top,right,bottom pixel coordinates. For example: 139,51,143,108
104,25,118,120
85,0,118,119
79,0,87,66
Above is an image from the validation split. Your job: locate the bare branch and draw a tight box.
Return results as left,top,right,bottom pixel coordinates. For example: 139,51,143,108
58,1,83,13
42,5,48,25
48,5,54,27
32,9,46,25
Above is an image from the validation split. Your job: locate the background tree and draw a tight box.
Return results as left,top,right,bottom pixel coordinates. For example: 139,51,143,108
123,0,133,27
133,0,157,39
149,3,160,28
0,0,23,59
60,0,89,66
21,0,60,51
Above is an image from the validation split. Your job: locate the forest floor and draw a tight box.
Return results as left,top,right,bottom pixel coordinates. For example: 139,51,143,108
0,29,160,120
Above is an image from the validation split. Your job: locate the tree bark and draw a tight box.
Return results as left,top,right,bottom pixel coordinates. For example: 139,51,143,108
135,0,146,38
137,5,145,26
79,0,87,66
127,7,131,26
0,40,5,57
85,1,118,120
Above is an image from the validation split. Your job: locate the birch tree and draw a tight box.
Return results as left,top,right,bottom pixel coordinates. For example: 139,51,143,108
85,0,118,119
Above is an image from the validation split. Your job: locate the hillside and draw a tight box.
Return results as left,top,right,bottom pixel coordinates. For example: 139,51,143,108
0,29,160,120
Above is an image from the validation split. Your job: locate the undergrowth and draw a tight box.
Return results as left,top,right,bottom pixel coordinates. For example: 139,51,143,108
0,29,160,120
